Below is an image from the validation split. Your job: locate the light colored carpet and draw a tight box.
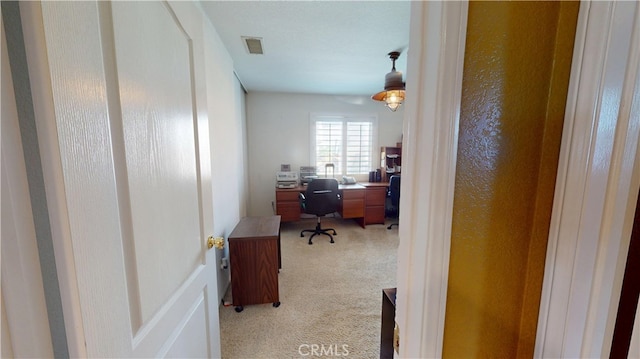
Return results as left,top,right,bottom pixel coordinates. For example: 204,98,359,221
219,217,399,358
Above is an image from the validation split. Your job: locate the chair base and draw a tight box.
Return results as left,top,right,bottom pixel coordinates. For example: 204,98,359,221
300,219,336,245
387,222,398,230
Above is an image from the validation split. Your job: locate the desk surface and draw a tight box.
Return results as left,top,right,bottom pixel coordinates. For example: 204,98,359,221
360,182,390,188
228,216,281,239
276,182,388,192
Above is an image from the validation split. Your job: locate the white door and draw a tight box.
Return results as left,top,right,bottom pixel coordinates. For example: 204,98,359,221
22,1,220,357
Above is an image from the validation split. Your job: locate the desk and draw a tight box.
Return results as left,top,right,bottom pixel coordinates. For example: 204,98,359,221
275,182,388,228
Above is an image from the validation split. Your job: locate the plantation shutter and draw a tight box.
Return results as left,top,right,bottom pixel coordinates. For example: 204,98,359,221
315,121,343,174
346,122,372,174
310,114,377,176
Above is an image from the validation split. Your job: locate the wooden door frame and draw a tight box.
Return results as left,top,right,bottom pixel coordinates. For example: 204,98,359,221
396,2,468,357
398,1,640,357
534,2,640,357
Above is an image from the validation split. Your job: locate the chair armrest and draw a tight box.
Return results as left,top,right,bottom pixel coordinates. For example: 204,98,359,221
299,192,306,211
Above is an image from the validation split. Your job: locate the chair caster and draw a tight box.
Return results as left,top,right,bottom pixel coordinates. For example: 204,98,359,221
273,302,280,308
234,306,244,313
330,238,335,244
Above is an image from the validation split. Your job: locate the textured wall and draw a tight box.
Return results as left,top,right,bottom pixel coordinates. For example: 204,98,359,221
443,2,579,358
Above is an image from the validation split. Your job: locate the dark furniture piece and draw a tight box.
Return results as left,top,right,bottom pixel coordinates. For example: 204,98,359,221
387,175,401,229
229,216,281,313
299,178,340,244
380,287,397,359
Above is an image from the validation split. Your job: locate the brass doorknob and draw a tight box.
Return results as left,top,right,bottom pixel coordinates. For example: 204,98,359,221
207,236,225,250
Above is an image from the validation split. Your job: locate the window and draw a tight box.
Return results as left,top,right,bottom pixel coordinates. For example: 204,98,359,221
310,114,377,176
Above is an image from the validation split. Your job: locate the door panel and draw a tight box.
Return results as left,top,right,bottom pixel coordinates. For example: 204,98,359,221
32,1,218,356
111,1,202,325
165,296,208,358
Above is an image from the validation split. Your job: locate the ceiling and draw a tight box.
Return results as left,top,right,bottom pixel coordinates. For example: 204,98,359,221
199,1,411,97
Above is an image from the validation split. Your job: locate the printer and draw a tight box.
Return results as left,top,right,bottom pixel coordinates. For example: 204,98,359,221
299,166,318,186
276,172,299,188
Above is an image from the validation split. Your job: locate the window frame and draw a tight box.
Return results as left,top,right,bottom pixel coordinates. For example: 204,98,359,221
309,113,378,178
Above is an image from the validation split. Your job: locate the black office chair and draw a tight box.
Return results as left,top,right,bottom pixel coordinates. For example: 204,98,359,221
387,175,401,229
299,178,340,245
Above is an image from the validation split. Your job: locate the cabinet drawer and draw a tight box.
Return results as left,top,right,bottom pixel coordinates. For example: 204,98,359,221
342,198,365,218
342,188,365,200
366,187,387,206
340,188,365,219
276,190,300,202
365,206,385,224
276,202,301,222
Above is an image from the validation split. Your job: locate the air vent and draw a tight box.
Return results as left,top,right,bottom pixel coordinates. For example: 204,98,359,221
242,36,264,55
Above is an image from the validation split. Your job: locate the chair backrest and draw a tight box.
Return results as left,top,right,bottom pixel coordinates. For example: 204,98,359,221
303,179,340,216
389,175,401,207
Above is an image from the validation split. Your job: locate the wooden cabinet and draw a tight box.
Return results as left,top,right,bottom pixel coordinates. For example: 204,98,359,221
275,189,300,222
381,146,402,183
229,216,281,312
364,184,387,225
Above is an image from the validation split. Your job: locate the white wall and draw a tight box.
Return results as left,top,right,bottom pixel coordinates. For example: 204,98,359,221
202,13,248,300
246,92,404,216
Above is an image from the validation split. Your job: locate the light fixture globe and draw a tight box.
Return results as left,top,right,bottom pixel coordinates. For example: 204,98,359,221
372,51,406,112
